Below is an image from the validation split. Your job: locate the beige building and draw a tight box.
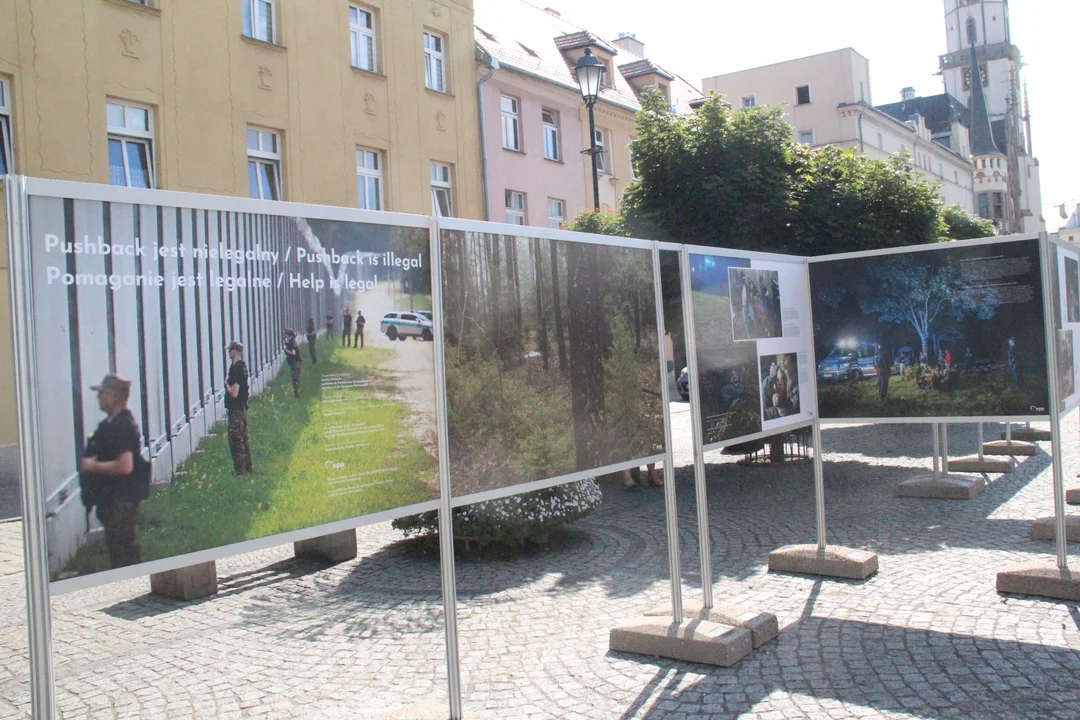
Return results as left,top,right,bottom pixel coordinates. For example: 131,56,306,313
702,48,976,214
0,0,485,481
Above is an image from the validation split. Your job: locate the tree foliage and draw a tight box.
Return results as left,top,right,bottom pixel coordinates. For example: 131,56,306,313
621,91,949,256
942,204,995,240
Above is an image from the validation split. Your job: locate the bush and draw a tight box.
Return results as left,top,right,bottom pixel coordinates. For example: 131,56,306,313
392,479,602,550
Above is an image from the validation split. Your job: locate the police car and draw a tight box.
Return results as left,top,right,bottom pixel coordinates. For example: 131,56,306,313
380,311,433,341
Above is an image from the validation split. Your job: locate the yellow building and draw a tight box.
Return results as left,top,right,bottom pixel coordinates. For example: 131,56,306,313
0,0,484,482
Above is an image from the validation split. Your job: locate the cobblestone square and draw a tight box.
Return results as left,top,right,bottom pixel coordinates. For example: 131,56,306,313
1,410,1079,719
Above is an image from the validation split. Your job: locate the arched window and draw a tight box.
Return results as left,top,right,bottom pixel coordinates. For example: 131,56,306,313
966,18,977,46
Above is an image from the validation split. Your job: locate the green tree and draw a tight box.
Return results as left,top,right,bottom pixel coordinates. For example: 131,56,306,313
941,203,995,240
622,91,947,256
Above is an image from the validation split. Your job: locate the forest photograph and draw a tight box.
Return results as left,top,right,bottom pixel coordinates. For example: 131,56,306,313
441,230,665,498
810,239,1049,419
1066,255,1079,323
688,254,763,444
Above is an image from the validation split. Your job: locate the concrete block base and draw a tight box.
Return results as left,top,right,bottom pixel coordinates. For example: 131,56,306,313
996,561,1080,602
982,440,1038,456
644,602,779,648
1000,428,1051,442
150,561,218,601
768,544,878,580
1067,487,1080,506
294,530,358,564
895,473,985,499
609,616,752,667
1030,515,1080,542
947,455,1015,474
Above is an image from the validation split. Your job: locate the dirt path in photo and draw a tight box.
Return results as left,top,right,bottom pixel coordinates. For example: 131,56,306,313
347,278,438,459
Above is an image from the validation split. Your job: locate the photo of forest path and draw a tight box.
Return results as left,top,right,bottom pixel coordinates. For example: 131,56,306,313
689,255,763,444
441,230,665,498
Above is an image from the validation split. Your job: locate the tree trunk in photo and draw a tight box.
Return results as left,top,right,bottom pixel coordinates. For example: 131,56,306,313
769,435,786,464
532,238,550,371
550,242,568,372
508,237,523,342
566,244,606,469
633,287,642,351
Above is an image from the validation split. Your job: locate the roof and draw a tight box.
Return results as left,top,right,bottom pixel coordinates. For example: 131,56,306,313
618,59,675,82
875,93,970,136
1066,207,1080,231
838,101,970,165
967,41,1003,156
473,0,702,114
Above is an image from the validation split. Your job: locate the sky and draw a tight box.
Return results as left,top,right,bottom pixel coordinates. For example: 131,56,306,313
535,0,1079,231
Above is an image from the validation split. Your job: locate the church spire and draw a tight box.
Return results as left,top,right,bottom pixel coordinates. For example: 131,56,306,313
968,39,1002,156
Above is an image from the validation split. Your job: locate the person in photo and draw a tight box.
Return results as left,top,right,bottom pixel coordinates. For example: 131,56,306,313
874,342,892,401
341,308,353,346
284,328,302,398
80,374,146,569
225,341,252,475
1006,336,1022,387
306,317,318,364
354,310,366,349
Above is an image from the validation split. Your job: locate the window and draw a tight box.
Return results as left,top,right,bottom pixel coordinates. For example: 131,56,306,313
107,101,155,188
424,31,446,93
505,190,525,225
542,109,560,161
795,85,811,105
350,6,377,72
546,198,565,229
242,0,276,43
977,192,989,219
501,96,520,151
742,96,756,108
431,162,452,217
0,77,11,175
356,147,383,210
991,192,1004,220
247,127,281,200
877,132,884,149
797,129,814,146
966,18,978,46
594,128,607,173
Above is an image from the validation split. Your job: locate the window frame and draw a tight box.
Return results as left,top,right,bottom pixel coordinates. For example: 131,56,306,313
242,0,277,44
593,127,608,174
505,190,525,225
795,84,811,105
247,126,283,201
501,95,521,151
797,129,814,146
349,5,377,73
356,146,384,211
542,108,560,161
0,77,12,175
431,161,453,217
741,96,756,108
106,99,156,189
424,31,447,93
546,198,565,229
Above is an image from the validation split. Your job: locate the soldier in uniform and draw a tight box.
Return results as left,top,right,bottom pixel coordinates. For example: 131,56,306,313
80,374,146,568
354,310,366,349
225,341,252,474
284,328,302,398
341,308,353,347
305,317,318,364
874,342,893,401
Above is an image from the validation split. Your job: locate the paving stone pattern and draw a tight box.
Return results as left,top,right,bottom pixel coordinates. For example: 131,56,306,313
1,411,1080,719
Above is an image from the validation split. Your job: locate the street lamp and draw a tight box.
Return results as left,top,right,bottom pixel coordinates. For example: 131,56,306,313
574,47,604,211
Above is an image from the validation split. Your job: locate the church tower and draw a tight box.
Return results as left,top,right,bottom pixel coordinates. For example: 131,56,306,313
939,0,1044,233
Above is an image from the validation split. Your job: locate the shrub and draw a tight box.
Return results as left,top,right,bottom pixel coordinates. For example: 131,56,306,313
392,479,602,550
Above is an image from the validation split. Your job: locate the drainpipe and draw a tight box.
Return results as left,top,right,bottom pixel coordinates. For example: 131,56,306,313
857,106,865,154
476,51,499,221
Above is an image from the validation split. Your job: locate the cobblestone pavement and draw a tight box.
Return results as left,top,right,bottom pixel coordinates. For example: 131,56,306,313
1,412,1080,719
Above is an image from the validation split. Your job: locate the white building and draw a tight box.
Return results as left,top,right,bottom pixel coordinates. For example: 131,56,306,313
702,48,976,213
936,0,1043,232
1058,206,1080,245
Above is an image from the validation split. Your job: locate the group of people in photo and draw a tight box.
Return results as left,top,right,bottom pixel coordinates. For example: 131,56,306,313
761,355,799,420
731,269,782,341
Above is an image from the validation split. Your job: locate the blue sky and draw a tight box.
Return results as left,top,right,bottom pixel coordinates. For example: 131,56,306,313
546,0,1078,231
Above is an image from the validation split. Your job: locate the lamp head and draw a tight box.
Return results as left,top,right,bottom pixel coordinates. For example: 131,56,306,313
574,48,605,104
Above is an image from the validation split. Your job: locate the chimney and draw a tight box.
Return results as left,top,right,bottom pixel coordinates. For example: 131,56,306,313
901,86,915,101
612,32,645,58
543,7,560,17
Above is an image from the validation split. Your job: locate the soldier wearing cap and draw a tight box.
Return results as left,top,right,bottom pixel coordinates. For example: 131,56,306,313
80,374,144,568
284,328,302,398
225,341,252,474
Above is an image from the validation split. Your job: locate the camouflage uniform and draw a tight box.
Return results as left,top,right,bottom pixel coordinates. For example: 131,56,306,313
227,408,251,474
285,332,302,398
97,499,142,568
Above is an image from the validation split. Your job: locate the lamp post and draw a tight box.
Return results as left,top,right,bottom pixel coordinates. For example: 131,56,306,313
574,48,604,211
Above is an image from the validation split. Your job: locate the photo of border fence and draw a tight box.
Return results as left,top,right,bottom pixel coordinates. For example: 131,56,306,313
26,195,439,583
440,229,664,498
